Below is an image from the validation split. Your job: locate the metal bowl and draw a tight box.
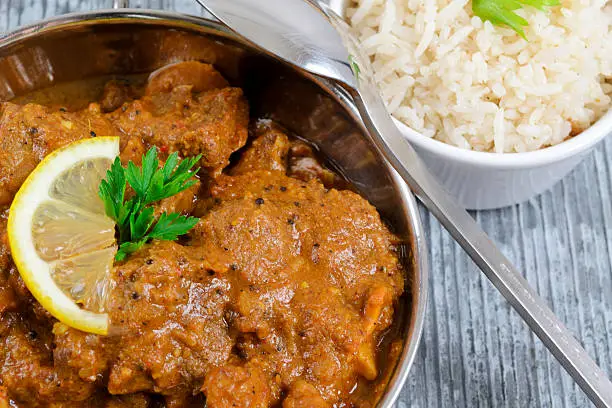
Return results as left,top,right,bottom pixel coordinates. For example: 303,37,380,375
0,10,428,407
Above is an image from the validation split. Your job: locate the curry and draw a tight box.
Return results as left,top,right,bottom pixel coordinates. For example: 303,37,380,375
0,61,406,407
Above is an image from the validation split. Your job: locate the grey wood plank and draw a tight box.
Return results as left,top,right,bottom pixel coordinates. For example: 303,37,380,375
2,0,612,407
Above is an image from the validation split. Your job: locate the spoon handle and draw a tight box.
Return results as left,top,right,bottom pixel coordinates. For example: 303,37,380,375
350,85,612,407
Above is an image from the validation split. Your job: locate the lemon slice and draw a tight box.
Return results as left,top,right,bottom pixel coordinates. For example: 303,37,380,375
8,137,119,335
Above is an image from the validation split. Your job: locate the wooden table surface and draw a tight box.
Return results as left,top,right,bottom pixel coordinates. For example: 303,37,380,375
2,1,612,406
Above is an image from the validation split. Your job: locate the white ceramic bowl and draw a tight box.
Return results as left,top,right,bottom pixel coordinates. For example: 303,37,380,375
395,111,612,209
329,0,612,210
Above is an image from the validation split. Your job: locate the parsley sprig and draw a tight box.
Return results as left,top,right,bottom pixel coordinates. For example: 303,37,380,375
99,148,201,261
472,0,560,38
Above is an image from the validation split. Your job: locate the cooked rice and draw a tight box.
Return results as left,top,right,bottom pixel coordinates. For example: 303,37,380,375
348,0,612,153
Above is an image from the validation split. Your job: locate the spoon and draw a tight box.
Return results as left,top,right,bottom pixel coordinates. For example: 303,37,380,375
196,0,612,406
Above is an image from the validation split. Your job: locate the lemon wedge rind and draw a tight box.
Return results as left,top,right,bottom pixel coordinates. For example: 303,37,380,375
8,137,120,335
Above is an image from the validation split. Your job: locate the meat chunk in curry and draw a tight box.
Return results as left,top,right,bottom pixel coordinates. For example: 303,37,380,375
0,103,118,207
0,62,406,407
107,63,248,176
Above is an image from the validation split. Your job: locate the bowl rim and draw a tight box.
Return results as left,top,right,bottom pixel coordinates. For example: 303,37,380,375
0,8,429,408
396,111,612,169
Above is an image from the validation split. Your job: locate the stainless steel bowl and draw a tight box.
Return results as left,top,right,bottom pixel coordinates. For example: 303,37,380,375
0,10,428,407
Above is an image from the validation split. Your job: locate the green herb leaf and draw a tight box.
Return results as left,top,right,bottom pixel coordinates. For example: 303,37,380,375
472,0,560,38
129,206,155,240
145,155,201,203
98,147,201,261
519,0,560,11
148,213,200,241
162,152,179,181
116,241,147,262
125,148,158,198
117,198,137,242
98,157,126,222
348,54,361,81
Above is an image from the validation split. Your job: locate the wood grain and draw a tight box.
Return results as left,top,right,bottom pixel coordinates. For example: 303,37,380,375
2,0,611,406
